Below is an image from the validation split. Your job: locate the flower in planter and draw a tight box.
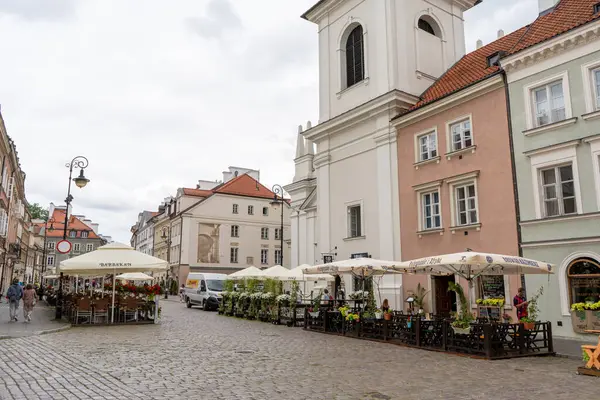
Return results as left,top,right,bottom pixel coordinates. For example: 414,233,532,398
501,313,512,322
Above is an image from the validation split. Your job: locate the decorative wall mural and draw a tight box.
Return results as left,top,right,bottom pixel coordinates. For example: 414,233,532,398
197,223,220,263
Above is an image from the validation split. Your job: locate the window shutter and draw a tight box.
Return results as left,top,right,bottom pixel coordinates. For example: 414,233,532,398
7,176,14,199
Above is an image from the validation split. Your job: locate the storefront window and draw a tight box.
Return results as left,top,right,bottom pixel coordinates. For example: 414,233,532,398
567,258,600,304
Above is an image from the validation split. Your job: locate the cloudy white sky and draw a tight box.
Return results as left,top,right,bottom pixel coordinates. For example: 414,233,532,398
0,0,540,243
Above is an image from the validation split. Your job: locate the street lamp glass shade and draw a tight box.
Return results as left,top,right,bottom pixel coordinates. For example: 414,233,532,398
73,169,90,188
48,223,54,232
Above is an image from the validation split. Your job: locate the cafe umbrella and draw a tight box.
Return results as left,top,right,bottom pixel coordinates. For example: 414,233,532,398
57,242,168,323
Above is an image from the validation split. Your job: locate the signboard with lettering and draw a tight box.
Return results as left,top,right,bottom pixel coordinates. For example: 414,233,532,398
481,275,505,299
351,253,369,259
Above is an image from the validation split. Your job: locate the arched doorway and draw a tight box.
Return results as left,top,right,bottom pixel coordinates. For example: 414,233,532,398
567,258,600,305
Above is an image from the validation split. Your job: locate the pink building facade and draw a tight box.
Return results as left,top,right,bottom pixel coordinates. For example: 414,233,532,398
394,76,521,319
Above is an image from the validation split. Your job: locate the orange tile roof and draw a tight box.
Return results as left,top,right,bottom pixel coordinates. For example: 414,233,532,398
401,0,600,115
182,188,213,197
44,209,100,239
212,173,277,200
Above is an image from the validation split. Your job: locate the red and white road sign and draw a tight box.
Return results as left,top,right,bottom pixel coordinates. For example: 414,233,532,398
56,239,72,254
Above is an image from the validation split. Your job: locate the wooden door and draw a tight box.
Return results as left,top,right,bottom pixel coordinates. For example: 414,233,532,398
434,276,456,317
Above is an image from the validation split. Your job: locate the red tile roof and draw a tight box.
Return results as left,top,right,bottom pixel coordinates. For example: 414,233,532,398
401,0,600,115
213,174,277,200
182,188,213,197
43,209,100,239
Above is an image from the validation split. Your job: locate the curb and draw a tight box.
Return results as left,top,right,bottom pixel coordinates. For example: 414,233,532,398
0,324,72,340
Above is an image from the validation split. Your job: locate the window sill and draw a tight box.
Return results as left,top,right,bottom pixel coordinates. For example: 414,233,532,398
417,228,444,238
414,156,441,170
445,145,477,160
336,77,370,99
522,117,577,137
343,236,366,242
582,110,600,121
450,223,481,234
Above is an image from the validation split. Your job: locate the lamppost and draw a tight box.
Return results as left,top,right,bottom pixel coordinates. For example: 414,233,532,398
55,156,90,320
271,184,285,266
161,226,171,299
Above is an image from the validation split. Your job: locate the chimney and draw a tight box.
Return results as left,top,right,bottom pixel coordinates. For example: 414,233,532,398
538,0,558,15
91,223,99,234
476,39,483,49
497,29,504,39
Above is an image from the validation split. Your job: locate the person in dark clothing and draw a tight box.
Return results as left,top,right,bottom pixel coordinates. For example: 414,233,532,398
513,287,528,321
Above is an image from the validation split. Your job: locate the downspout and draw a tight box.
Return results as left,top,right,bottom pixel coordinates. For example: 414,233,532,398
502,71,523,258
297,209,300,267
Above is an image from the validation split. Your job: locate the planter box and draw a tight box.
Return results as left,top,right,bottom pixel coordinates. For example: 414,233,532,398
309,311,320,318
571,311,588,333
589,311,600,330
451,326,471,335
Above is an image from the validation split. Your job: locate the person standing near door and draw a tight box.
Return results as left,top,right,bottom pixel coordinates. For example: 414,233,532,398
6,278,23,322
22,284,38,322
513,287,528,321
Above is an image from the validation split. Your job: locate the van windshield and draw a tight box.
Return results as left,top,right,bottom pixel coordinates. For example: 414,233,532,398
206,280,224,292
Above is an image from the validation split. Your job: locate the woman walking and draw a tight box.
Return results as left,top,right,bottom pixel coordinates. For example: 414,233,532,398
22,284,38,322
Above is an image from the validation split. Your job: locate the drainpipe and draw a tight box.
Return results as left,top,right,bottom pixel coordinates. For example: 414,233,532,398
296,209,300,266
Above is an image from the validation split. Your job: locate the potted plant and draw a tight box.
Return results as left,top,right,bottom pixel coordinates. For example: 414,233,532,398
374,308,383,319
308,297,321,318
384,309,394,321
413,283,429,315
502,313,513,324
448,282,474,335
520,286,544,330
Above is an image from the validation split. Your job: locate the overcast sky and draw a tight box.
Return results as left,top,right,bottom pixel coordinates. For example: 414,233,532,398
0,0,540,243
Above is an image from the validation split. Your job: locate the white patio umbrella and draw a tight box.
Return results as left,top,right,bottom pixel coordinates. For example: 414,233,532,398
281,265,334,281
57,242,168,323
393,251,555,281
229,266,264,279
116,272,155,281
303,258,403,277
261,265,291,280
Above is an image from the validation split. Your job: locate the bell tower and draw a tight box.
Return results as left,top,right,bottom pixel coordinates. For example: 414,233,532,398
302,0,479,122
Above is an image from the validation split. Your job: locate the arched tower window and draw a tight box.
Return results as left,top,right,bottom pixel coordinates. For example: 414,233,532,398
567,258,600,305
417,16,442,38
418,18,435,36
345,25,364,88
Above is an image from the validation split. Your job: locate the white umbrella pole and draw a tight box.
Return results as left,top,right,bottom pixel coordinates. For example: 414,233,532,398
111,271,116,324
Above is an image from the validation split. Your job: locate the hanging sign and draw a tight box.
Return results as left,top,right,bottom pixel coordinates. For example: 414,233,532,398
56,240,72,254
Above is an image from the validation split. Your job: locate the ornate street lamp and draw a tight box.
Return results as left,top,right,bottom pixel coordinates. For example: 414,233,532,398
161,226,172,299
271,184,285,266
56,156,89,320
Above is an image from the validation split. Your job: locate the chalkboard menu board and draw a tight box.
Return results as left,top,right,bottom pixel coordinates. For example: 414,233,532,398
481,276,505,299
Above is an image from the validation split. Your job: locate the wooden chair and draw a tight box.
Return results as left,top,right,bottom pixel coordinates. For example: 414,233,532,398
93,298,110,324
582,331,600,370
74,297,92,325
122,297,139,323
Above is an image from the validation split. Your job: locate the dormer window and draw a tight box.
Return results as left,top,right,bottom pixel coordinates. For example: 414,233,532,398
81,231,88,238
486,51,505,67
594,2,600,14
69,230,76,238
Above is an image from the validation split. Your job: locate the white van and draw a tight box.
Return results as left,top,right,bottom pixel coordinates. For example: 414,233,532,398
184,273,227,311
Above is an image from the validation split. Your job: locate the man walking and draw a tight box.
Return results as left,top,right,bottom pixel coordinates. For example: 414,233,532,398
6,278,23,322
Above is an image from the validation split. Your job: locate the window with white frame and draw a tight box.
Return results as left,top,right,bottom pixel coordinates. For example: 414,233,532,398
348,204,362,237
74,243,80,252
454,183,478,226
592,68,600,110
233,204,238,214
81,231,88,238
248,205,254,215
261,249,268,265
532,80,565,127
231,225,239,238
274,228,281,240
450,119,472,151
274,249,282,265
48,242,55,250
540,164,577,217
261,227,269,240
417,131,437,161
421,191,441,230
47,256,54,266
69,230,76,238
86,244,93,252
230,247,239,263
262,207,268,216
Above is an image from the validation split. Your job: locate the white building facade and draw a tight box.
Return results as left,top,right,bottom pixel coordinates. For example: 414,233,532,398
286,0,478,309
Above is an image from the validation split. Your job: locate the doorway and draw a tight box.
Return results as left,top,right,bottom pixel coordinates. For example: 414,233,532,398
433,275,457,317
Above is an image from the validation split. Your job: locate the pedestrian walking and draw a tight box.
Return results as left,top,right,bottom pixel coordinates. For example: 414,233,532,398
6,278,23,322
22,284,38,322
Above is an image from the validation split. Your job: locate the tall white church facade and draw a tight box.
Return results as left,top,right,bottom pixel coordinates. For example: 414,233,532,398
285,0,478,309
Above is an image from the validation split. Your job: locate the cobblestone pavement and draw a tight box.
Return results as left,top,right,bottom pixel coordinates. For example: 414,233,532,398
0,300,596,400
0,302,70,338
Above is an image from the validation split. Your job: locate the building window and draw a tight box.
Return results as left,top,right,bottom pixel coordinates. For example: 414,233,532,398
261,227,269,240
47,256,54,266
567,258,600,305
248,205,254,215
532,80,565,127
449,119,472,151
418,131,437,161
74,243,80,252
348,205,362,238
233,204,238,214
261,249,269,265
274,249,282,265
246,256,254,265
81,231,88,238
274,228,281,240
345,25,364,88
86,244,93,252
592,67,600,110
540,164,576,217
454,183,478,226
69,230,76,238
231,225,239,238
230,247,239,264
421,191,441,230
48,242,55,250
262,207,268,216
418,18,435,36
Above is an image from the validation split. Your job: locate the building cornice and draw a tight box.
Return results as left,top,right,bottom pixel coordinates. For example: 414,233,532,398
284,178,316,194
392,75,504,129
522,139,580,157
502,20,600,73
303,90,418,143
301,0,342,23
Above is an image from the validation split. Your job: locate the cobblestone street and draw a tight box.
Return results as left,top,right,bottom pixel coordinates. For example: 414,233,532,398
0,300,595,400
